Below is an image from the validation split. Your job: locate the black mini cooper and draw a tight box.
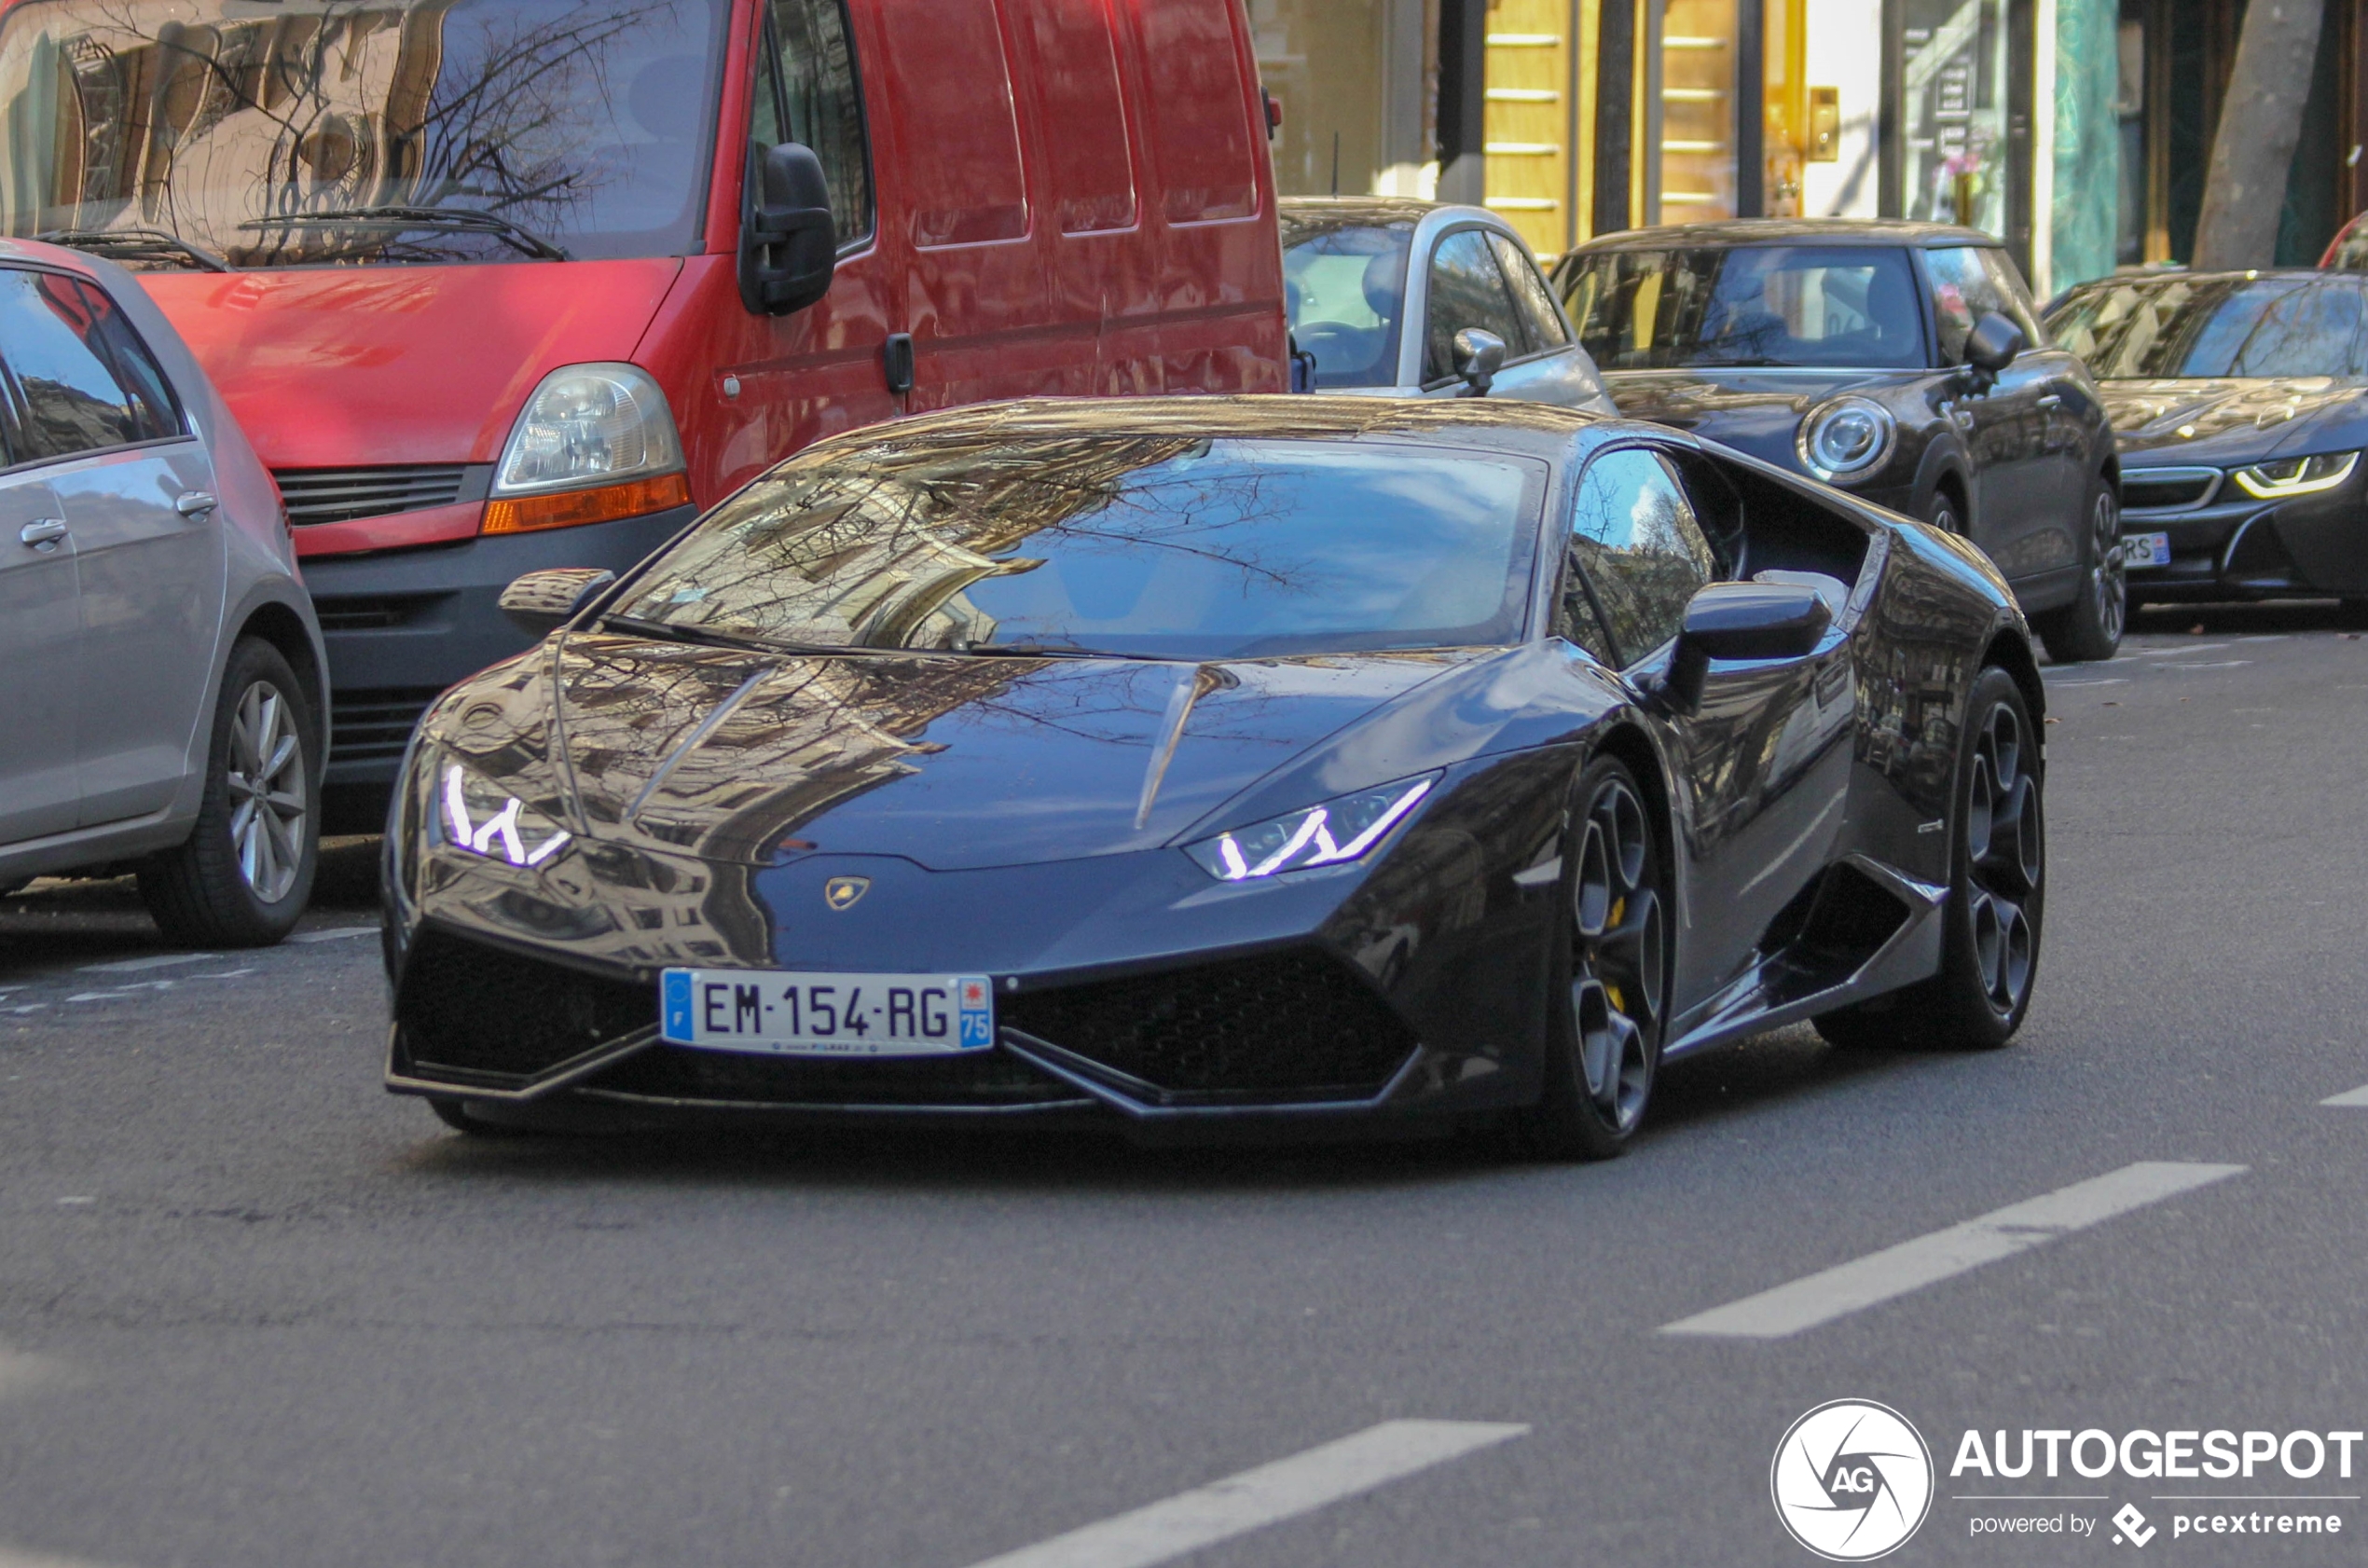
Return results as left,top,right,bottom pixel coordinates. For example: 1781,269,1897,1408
1553,219,2124,661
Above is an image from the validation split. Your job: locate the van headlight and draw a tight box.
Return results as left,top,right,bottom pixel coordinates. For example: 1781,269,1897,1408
1184,775,1438,882
435,761,572,868
493,363,683,496
1797,396,1897,482
2230,451,2359,499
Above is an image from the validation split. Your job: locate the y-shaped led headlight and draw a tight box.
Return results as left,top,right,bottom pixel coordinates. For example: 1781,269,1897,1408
1184,774,1438,882
438,763,572,867
2230,450,2359,500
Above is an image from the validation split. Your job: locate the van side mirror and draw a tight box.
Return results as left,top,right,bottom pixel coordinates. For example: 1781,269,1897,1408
1453,327,1506,397
1663,580,1832,709
499,568,615,639
1962,311,2025,386
739,141,837,317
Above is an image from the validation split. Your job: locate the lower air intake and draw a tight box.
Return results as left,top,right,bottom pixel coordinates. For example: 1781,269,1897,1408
1001,948,1418,1100
397,928,655,1083
582,1047,1076,1107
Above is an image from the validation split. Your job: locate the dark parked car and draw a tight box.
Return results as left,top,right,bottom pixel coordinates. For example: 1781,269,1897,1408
1552,219,2125,662
2045,268,2368,603
383,397,2048,1158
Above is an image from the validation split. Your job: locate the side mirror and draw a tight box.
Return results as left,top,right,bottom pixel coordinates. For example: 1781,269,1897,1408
738,141,837,317
1452,327,1506,397
499,568,616,639
1962,311,2025,386
1663,580,1832,709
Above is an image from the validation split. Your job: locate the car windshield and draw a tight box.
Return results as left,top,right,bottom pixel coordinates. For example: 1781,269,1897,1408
613,435,1548,660
2044,276,2368,378
0,0,728,268
1559,245,1928,369
1280,217,1415,389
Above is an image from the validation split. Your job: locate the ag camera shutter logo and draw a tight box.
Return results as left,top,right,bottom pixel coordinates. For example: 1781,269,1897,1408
1771,1399,1935,1561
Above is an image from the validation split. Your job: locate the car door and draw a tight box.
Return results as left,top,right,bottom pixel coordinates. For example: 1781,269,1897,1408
1924,245,2066,580
0,268,226,828
1417,227,1533,394
1484,231,1618,412
0,449,80,846
1563,446,1853,1010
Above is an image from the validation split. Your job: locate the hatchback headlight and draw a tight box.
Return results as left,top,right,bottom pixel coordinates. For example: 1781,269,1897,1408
1797,395,1897,482
1184,775,1438,882
2229,450,2359,499
493,363,683,496
436,762,572,868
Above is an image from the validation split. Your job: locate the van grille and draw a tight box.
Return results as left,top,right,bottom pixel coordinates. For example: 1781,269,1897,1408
331,684,446,763
274,464,471,526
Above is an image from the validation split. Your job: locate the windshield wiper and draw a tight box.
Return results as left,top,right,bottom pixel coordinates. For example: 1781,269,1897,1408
238,206,571,262
34,227,232,273
600,613,847,655
952,641,1157,660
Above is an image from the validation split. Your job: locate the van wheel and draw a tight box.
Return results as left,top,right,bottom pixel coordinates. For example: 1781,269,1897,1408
138,638,321,947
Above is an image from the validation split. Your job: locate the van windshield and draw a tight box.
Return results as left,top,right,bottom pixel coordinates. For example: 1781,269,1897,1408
0,0,728,268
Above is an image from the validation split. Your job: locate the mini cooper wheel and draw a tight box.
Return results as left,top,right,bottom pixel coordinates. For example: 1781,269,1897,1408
137,638,322,947
2035,479,2126,663
1522,756,1669,1160
1814,667,2043,1050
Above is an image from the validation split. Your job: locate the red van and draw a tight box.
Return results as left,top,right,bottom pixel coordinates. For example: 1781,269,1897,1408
0,0,1287,822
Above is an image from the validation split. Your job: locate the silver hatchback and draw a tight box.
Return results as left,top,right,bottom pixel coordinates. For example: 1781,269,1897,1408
0,240,326,945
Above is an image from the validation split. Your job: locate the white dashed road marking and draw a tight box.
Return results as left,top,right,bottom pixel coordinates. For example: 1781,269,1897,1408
1659,1162,2246,1340
0,1546,136,1568
74,954,216,974
288,926,377,943
2320,1083,2368,1107
957,1420,1528,1568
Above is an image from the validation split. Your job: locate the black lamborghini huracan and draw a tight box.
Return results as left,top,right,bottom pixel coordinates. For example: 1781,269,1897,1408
382,397,2046,1158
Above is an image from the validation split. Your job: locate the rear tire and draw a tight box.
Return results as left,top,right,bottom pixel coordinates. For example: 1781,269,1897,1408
2034,479,2126,663
138,638,321,947
1520,756,1670,1160
1923,488,1964,537
1814,667,2044,1050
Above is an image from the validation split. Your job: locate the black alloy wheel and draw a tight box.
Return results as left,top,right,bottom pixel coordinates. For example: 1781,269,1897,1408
1923,489,1963,537
2035,479,2126,662
1522,756,1670,1160
1815,667,2043,1050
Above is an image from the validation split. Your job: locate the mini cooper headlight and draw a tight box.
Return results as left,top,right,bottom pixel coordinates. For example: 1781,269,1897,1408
1797,396,1897,482
1184,774,1438,882
2229,450,2359,499
436,762,572,868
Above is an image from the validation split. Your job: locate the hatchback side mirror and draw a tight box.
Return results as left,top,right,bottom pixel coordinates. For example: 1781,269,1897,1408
499,568,616,639
1663,580,1832,709
1453,327,1506,397
1962,311,2025,385
739,141,837,316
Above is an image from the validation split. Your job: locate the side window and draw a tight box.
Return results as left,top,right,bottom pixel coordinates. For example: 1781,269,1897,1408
1923,246,2033,364
1976,250,2048,346
1489,232,1572,351
1425,229,1530,383
764,0,874,248
0,270,177,462
1567,447,1714,667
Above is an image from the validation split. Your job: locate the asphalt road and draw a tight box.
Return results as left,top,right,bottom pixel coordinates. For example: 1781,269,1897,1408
4,600,2366,1568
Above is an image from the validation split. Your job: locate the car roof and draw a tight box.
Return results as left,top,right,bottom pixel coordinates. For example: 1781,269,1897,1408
799,394,1617,465
0,236,113,284
1277,196,1444,228
1571,217,1999,253
2057,266,2347,293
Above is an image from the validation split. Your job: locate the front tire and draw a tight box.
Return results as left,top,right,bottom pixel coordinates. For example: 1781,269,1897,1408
2034,479,2126,662
1521,757,1670,1160
137,638,321,947
1815,667,2043,1050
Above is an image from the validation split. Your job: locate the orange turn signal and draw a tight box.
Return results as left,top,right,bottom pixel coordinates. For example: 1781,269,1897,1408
481,471,692,536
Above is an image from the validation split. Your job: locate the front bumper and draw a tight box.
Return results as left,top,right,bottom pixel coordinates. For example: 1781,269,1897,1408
2121,466,2368,600
306,504,695,793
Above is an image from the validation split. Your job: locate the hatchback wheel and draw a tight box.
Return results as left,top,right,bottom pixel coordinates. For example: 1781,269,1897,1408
2035,481,2126,662
1521,757,1669,1160
139,637,321,947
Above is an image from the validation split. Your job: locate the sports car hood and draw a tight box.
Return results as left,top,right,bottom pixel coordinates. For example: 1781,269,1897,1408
2100,378,2368,462
436,638,1473,872
1600,367,1930,466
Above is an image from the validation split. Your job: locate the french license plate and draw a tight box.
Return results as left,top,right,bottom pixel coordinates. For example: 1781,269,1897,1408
660,969,994,1056
2123,531,2171,568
